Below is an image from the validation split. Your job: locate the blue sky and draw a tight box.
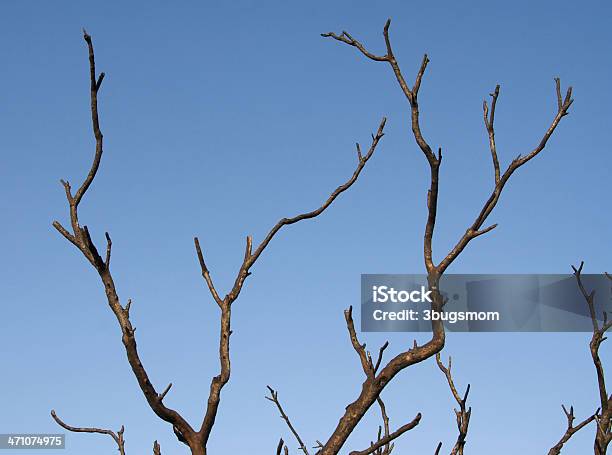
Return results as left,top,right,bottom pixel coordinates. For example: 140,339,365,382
1,1,611,454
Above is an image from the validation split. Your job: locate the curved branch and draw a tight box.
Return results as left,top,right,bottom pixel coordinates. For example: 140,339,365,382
51,410,125,455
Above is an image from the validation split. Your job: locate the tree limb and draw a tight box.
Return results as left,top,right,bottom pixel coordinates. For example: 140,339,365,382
51,410,126,455
548,405,597,455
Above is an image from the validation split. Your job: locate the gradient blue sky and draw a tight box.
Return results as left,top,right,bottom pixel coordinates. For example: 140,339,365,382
1,1,611,454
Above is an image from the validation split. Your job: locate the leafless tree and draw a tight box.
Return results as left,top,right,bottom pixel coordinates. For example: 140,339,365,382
52,17,574,454
547,263,612,454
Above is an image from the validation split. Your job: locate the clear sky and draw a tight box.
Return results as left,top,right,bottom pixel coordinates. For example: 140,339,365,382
1,1,611,454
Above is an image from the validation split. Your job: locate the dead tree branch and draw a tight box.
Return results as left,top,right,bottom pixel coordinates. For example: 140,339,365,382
51,410,125,455
348,413,421,455
435,354,471,455
548,405,597,455
569,263,612,454
266,387,310,455
51,409,162,455
53,31,385,455
315,18,573,455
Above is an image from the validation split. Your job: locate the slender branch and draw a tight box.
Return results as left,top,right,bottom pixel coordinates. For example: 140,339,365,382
55,30,387,455
74,29,104,208
373,342,389,374
50,410,126,455
436,77,572,275
53,30,198,450
435,354,471,455
483,85,501,184
194,237,223,306
348,413,421,455
374,397,393,455
246,118,386,275
266,386,310,455
345,306,373,378
324,19,573,277
548,405,597,455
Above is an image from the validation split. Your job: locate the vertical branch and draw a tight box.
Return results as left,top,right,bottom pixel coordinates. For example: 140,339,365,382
571,263,612,454
483,85,501,184
319,18,573,455
435,354,471,455
53,30,197,450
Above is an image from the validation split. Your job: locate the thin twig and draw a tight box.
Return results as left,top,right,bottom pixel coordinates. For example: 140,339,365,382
266,386,310,455
51,410,126,455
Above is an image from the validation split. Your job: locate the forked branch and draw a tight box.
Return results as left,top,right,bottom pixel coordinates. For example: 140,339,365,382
435,354,471,455
323,18,573,276
316,18,574,455
569,263,612,454
54,30,386,455
548,405,597,455
51,409,162,455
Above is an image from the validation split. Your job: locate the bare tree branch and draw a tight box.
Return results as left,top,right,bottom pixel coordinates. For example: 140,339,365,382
548,405,597,455
570,263,612,454
54,31,385,455
348,413,421,455
266,387,310,455
317,18,573,455
195,118,386,448
483,85,501,184
53,31,197,449
51,410,126,455
371,397,395,455
323,19,573,277
435,354,471,455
